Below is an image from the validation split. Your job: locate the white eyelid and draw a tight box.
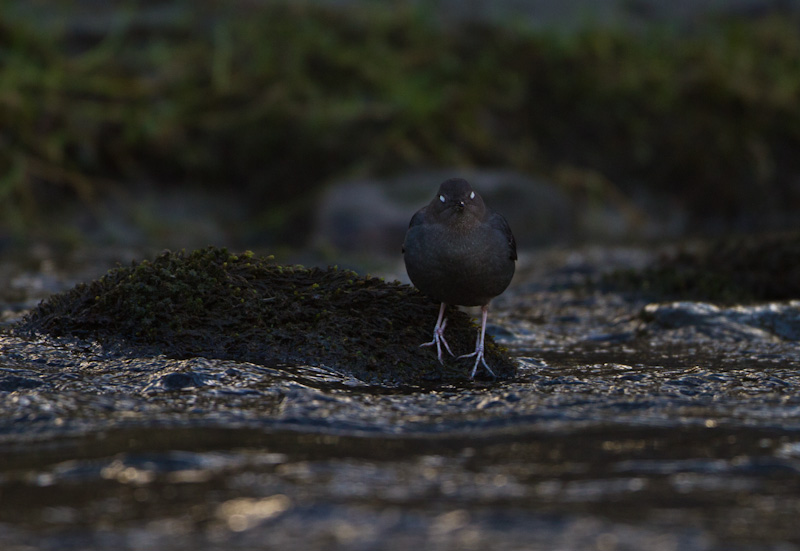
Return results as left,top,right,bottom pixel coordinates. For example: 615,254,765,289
439,195,445,203
469,191,475,199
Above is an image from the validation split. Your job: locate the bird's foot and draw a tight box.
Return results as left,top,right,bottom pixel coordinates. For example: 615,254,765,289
458,344,496,379
420,317,455,364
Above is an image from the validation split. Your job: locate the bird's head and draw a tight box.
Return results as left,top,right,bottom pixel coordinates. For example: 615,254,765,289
430,178,486,223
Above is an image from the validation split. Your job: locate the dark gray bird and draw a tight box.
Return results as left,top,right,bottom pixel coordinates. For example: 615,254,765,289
403,178,517,378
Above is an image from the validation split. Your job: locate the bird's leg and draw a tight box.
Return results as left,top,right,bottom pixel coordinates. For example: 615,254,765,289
420,302,455,363
458,304,496,379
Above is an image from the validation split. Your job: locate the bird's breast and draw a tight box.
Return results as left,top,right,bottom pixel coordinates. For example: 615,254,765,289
403,222,514,306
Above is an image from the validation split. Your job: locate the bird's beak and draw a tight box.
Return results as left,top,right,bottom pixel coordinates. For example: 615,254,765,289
456,201,465,210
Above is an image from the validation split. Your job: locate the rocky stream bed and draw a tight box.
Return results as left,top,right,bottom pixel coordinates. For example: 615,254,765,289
1,243,800,550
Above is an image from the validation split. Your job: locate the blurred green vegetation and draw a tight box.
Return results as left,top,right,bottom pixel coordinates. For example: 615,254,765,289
2,2,800,239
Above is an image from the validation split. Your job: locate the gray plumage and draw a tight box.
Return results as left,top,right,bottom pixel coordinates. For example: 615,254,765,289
403,178,516,378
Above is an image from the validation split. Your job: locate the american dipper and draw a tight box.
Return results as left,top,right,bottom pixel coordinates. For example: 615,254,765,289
403,178,517,378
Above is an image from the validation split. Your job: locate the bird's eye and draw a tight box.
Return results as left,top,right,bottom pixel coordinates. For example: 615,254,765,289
439,195,445,203
469,191,475,200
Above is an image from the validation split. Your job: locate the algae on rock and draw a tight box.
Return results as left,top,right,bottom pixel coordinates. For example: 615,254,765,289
604,232,800,304
13,247,515,383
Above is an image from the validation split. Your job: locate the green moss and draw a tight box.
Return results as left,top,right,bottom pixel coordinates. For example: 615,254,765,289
13,247,515,383
604,231,800,304
2,4,800,238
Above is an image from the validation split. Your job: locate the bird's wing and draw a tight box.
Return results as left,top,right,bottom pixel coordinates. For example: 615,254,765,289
402,207,427,254
407,207,427,229
490,212,517,261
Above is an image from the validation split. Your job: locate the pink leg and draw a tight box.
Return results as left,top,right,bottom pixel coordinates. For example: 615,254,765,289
420,302,455,363
458,304,496,379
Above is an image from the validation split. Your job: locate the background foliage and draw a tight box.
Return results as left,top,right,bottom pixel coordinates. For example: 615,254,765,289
2,2,799,240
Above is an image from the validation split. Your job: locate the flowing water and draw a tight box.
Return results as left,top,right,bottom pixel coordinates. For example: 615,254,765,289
2,248,800,550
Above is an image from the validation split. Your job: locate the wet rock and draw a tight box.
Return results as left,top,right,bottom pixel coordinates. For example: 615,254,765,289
11,247,515,383
312,169,573,256
0,373,44,392
147,371,207,392
643,301,800,341
606,231,800,303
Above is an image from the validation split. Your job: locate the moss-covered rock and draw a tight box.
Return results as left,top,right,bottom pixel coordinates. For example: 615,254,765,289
604,232,800,304
12,247,515,383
